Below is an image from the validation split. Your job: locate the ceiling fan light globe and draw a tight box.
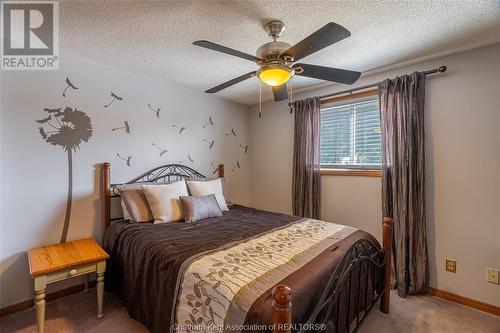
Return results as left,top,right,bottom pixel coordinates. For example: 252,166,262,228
258,66,294,87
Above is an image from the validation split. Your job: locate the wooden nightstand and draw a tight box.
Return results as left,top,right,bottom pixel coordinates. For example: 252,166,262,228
28,238,109,333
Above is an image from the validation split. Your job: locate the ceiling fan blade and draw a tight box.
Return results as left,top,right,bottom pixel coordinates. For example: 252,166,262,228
205,71,257,93
294,63,361,85
193,40,262,62
281,22,351,62
272,84,288,102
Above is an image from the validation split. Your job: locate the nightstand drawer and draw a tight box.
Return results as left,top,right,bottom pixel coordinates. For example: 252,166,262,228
46,263,97,283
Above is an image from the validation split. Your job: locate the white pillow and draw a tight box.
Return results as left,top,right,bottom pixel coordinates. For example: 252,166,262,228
186,178,229,211
142,180,189,223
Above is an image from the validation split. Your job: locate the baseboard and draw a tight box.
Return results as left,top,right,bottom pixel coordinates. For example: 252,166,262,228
0,281,97,318
428,287,500,317
3,283,498,318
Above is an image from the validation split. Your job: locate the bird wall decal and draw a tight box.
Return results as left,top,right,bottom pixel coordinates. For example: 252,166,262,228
147,104,161,118
116,153,132,167
225,128,237,136
240,144,249,153
232,161,241,172
104,91,123,108
112,120,131,134
62,78,78,97
172,124,186,134
211,162,221,175
152,143,168,156
203,139,215,149
178,155,194,164
203,116,215,128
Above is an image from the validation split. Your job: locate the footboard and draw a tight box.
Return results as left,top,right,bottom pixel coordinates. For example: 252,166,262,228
272,217,393,333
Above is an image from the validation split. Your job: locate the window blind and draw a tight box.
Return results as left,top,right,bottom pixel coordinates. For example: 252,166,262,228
320,97,381,168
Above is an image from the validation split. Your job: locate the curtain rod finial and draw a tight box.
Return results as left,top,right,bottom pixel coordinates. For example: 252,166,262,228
438,66,447,73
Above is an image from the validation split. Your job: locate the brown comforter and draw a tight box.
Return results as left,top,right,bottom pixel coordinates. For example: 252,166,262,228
104,205,380,333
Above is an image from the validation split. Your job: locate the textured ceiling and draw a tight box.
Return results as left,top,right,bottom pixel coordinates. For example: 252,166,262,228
60,1,500,105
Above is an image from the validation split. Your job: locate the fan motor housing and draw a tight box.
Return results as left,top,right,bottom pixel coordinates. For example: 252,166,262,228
256,41,293,65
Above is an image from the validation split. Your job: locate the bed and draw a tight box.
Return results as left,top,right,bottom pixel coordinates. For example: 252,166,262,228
101,162,392,333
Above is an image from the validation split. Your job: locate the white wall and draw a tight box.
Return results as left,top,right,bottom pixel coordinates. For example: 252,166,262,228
0,51,250,308
249,43,500,307
1,43,499,311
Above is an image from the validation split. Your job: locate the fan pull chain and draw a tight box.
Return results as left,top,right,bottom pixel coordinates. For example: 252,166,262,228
259,80,262,118
289,80,294,114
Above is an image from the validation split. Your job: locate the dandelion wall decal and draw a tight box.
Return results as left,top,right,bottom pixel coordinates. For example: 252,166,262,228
225,128,237,136
43,108,65,119
203,139,215,149
39,127,48,139
152,143,168,156
116,153,132,167
240,144,249,153
36,106,92,243
112,120,131,134
36,115,52,124
104,91,123,108
203,116,215,128
147,104,161,118
62,77,78,97
178,155,194,164
172,124,186,134
232,161,241,172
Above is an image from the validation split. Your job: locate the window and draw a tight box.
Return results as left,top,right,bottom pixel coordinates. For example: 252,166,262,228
320,93,381,173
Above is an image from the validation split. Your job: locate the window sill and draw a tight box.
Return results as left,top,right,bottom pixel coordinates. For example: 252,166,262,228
320,168,382,177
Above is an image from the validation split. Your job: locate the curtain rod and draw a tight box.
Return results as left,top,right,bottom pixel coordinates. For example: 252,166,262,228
317,65,447,101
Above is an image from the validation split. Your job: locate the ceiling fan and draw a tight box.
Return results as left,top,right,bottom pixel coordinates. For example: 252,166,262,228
193,21,361,102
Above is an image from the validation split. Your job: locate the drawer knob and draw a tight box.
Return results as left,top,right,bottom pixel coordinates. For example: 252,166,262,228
69,269,77,276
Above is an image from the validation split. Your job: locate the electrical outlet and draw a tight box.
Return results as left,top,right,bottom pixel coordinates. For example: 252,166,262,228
445,259,457,273
487,268,499,284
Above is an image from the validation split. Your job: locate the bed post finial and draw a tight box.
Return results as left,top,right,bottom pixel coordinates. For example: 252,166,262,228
218,164,224,178
381,216,393,314
102,162,111,238
272,284,292,333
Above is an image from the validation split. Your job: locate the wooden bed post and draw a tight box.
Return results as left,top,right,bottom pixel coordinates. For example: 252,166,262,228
380,217,393,314
218,163,224,178
102,162,111,237
272,284,292,333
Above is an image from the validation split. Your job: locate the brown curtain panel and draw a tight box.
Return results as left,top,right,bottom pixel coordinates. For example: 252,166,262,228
379,72,429,297
292,97,321,219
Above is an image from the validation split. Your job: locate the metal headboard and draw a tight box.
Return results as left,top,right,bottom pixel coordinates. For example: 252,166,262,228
110,164,211,196
101,162,224,231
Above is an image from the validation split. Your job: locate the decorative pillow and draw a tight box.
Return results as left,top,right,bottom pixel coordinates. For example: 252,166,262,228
180,194,223,223
120,199,131,220
186,178,229,211
142,180,189,223
186,177,231,204
116,184,153,223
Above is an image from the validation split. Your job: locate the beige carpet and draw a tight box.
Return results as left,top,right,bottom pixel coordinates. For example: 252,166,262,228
1,290,499,333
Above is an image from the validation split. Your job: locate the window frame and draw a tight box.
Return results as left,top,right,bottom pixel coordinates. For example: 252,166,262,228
319,89,382,177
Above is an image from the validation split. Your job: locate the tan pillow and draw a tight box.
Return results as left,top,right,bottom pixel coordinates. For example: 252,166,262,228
120,199,131,220
142,180,189,223
116,185,153,223
186,178,229,211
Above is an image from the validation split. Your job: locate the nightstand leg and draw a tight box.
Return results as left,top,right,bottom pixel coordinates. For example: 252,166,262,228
84,274,89,293
96,261,106,319
34,276,47,333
